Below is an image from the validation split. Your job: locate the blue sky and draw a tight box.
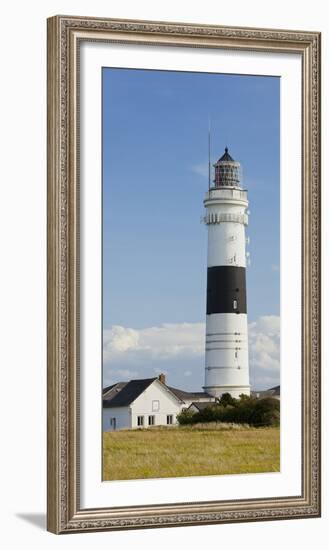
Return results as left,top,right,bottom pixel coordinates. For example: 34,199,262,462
102,68,280,390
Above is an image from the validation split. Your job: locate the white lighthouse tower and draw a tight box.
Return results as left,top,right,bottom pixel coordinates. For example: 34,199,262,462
203,147,250,399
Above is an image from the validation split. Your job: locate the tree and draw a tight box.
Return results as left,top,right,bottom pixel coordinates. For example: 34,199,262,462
218,393,237,407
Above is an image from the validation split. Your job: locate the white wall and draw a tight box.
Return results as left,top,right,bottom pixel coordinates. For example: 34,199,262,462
131,380,181,427
0,1,327,549
103,407,131,431
207,219,248,267
205,188,249,267
205,313,250,395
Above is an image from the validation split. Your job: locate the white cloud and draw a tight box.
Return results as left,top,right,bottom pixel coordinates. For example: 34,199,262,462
103,323,205,388
103,316,280,390
249,315,280,389
249,315,280,339
105,326,140,353
190,162,208,178
103,323,205,363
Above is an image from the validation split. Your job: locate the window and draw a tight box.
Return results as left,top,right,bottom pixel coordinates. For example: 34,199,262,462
152,400,160,412
167,415,173,425
137,415,144,427
233,299,238,310
148,415,155,426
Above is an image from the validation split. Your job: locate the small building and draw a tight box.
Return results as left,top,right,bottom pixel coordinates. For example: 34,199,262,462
166,387,215,409
103,374,215,431
251,385,280,400
187,401,218,413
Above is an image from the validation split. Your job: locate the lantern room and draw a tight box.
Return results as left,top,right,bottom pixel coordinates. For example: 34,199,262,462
213,147,241,188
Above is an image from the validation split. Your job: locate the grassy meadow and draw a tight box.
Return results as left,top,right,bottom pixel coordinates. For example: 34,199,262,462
103,424,280,481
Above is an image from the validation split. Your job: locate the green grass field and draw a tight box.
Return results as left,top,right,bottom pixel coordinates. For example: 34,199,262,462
103,424,280,481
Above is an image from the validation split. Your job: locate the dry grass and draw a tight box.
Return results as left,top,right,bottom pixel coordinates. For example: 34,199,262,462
103,424,280,481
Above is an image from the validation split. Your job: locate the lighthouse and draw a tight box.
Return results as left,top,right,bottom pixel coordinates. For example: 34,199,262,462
203,147,250,399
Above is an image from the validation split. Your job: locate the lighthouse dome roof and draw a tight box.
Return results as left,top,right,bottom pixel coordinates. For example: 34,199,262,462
217,147,235,162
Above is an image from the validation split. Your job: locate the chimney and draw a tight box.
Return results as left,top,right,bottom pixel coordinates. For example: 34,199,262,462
158,373,166,385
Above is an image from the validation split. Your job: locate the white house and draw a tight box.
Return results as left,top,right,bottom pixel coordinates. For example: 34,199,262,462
103,374,216,431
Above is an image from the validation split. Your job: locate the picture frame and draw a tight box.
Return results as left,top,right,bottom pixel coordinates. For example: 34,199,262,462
47,15,321,534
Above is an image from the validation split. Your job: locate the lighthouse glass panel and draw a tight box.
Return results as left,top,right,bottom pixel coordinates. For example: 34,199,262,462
102,67,280,481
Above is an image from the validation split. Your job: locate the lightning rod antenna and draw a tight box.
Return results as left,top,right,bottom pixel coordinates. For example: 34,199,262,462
208,118,211,191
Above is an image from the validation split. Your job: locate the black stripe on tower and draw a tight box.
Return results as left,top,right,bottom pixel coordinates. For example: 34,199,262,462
207,266,247,315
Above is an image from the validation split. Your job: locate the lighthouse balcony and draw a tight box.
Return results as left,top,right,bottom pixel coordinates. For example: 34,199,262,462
203,212,248,226
204,187,248,202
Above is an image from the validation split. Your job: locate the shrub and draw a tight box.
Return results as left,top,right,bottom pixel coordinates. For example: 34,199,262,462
248,397,280,427
197,404,225,422
176,395,280,427
176,409,196,425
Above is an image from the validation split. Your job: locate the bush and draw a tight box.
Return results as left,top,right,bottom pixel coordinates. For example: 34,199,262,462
176,395,280,427
248,397,280,427
176,409,196,425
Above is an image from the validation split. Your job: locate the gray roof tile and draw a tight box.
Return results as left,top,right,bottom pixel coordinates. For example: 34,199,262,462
168,386,212,401
103,378,156,407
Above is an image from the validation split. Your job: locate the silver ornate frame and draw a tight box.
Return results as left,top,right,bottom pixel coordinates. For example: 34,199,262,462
47,15,321,533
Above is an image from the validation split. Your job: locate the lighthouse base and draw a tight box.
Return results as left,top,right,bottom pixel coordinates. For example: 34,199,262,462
203,385,251,400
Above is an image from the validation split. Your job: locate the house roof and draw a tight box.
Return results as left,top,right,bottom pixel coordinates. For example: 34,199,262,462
252,385,280,398
268,385,280,395
168,386,212,402
102,378,211,408
103,378,157,408
102,381,128,401
103,382,118,394
189,401,217,411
